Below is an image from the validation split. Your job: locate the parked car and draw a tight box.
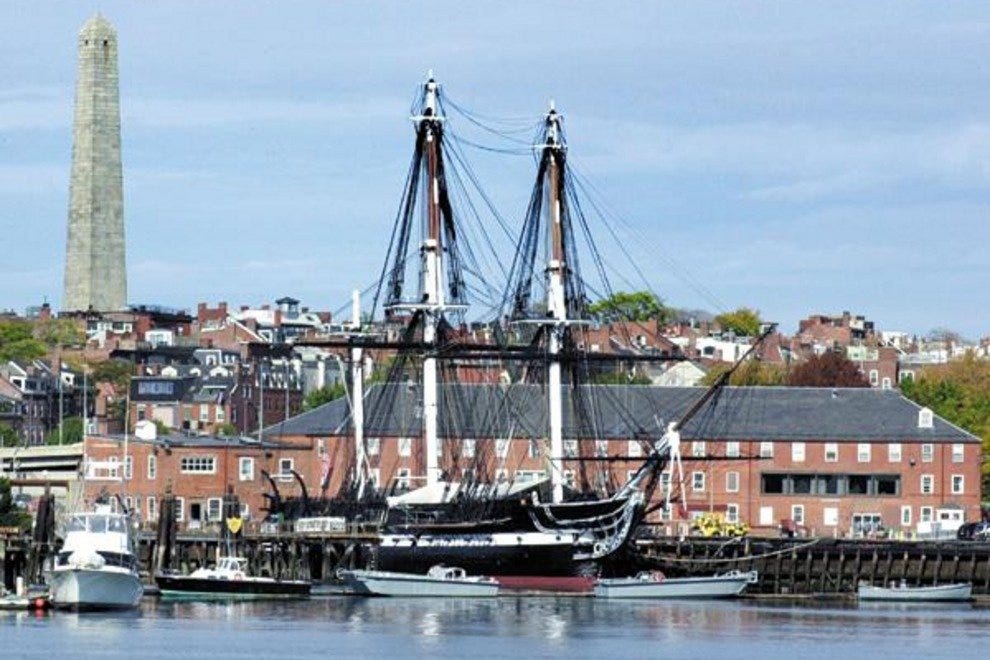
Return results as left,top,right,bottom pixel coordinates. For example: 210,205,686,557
956,521,990,541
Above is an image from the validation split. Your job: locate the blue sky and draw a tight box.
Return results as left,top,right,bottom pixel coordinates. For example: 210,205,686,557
1,2,987,338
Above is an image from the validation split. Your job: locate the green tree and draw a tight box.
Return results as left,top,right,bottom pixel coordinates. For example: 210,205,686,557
89,359,133,391
34,317,85,349
701,360,787,387
0,477,31,529
587,291,673,324
714,307,762,337
787,352,870,388
216,422,238,436
45,416,84,445
900,354,990,492
0,423,20,448
0,319,46,363
303,383,347,411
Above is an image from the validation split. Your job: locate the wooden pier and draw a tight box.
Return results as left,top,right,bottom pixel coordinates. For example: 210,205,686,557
635,535,990,596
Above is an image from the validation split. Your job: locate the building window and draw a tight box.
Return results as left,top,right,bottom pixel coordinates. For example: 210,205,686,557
951,474,964,494
147,454,157,480
918,408,934,429
199,406,209,422
595,440,608,458
278,458,294,480
691,471,705,492
180,456,217,474
692,441,705,458
881,377,891,389
239,503,250,519
563,470,575,488
791,442,805,462
123,456,133,480
368,468,380,489
366,437,380,456
495,438,509,458
207,498,223,522
726,441,740,458
901,506,911,526
726,471,739,493
951,444,964,463
174,497,185,522
921,444,934,463
857,443,871,463
147,496,157,521
527,439,541,459
888,443,902,462
791,504,804,525
627,440,642,458
920,506,933,522
398,437,412,457
462,438,475,458
823,443,838,462
239,457,255,481
563,440,578,458
759,442,773,458
316,438,326,457
920,474,934,495
395,468,411,489
725,504,739,524
823,507,838,527
215,407,225,423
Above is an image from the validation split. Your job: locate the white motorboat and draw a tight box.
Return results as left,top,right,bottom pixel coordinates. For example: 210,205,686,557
858,580,972,602
594,570,758,599
155,556,311,599
50,507,143,610
339,565,500,597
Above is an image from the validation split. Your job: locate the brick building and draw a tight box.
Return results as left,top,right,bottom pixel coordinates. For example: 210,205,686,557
267,385,982,538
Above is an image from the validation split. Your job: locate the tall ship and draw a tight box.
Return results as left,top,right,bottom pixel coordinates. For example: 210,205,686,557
266,76,770,580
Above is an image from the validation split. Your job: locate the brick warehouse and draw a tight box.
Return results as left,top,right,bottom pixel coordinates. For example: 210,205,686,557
264,385,982,538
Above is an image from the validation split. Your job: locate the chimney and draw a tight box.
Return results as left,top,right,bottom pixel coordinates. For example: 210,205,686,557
274,309,282,326
219,301,228,314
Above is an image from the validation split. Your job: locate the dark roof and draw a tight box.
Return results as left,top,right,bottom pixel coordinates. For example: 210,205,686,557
95,433,290,449
264,385,979,443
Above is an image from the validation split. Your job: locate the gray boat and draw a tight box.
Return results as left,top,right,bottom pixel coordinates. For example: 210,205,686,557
595,570,758,599
339,565,500,597
858,581,972,602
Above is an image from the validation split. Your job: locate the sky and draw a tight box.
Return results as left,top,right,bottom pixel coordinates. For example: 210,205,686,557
1,1,988,338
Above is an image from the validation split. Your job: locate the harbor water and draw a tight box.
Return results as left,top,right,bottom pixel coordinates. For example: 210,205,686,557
3,597,990,659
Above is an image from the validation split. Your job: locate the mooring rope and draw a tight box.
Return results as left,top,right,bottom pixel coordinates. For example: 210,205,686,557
643,536,823,564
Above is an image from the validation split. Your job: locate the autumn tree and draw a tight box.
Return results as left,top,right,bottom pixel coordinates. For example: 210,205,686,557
787,352,869,388
701,359,787,387
714,307,762,337
587,291,673,325
34,317,85,349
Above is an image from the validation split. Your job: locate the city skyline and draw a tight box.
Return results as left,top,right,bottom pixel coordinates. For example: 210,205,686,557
1,2,987,338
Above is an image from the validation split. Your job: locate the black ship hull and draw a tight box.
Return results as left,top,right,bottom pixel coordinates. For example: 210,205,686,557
155,574,311,598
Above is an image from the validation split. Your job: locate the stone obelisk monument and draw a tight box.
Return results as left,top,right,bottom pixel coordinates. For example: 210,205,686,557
63,14,127,312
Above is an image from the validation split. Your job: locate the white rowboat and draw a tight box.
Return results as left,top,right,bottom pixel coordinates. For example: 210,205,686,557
339,565,499,597
858,581,972,602
595,570,758,599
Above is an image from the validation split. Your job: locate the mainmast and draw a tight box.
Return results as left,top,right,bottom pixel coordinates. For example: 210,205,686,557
544,103,568,504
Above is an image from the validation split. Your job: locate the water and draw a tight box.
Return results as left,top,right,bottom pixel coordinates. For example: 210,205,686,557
3,597,989,659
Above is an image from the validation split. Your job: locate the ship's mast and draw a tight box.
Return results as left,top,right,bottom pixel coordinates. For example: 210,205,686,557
416,76,444,486
349,289,366,495
544,103,567,504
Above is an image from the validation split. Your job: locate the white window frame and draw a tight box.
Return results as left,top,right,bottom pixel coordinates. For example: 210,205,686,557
215,407,225,423
857,443,871,463
692,441,706,458
824,443,838,462
278,457,294,481
180,456,217,474
462,438,476,459
691,471,705,492
366,437,380,456
888,443,902,462
823,507,838,527
921,443,934,463
174,497,185,522
199,405,209,422
791,442,805,462
951,444,964,463
726,471,739,493
147,454,157,480
123,455,133,480
627,440,642,458
207,497,223,522
901,506,911,526
398,437,412,457
791,504,804,525
395,468,411,489
759,441,774,458
368,468,380,489
239,456,255,481
147,496,157,521
563,440,578,458
316,438,326,457
920,506,933,522
528,439,541,459
869,369,879,386
595,440,608,458
951,474,964,495
920,474,934,495
725,503,739,524
726,441,740,458
495,438,510,458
